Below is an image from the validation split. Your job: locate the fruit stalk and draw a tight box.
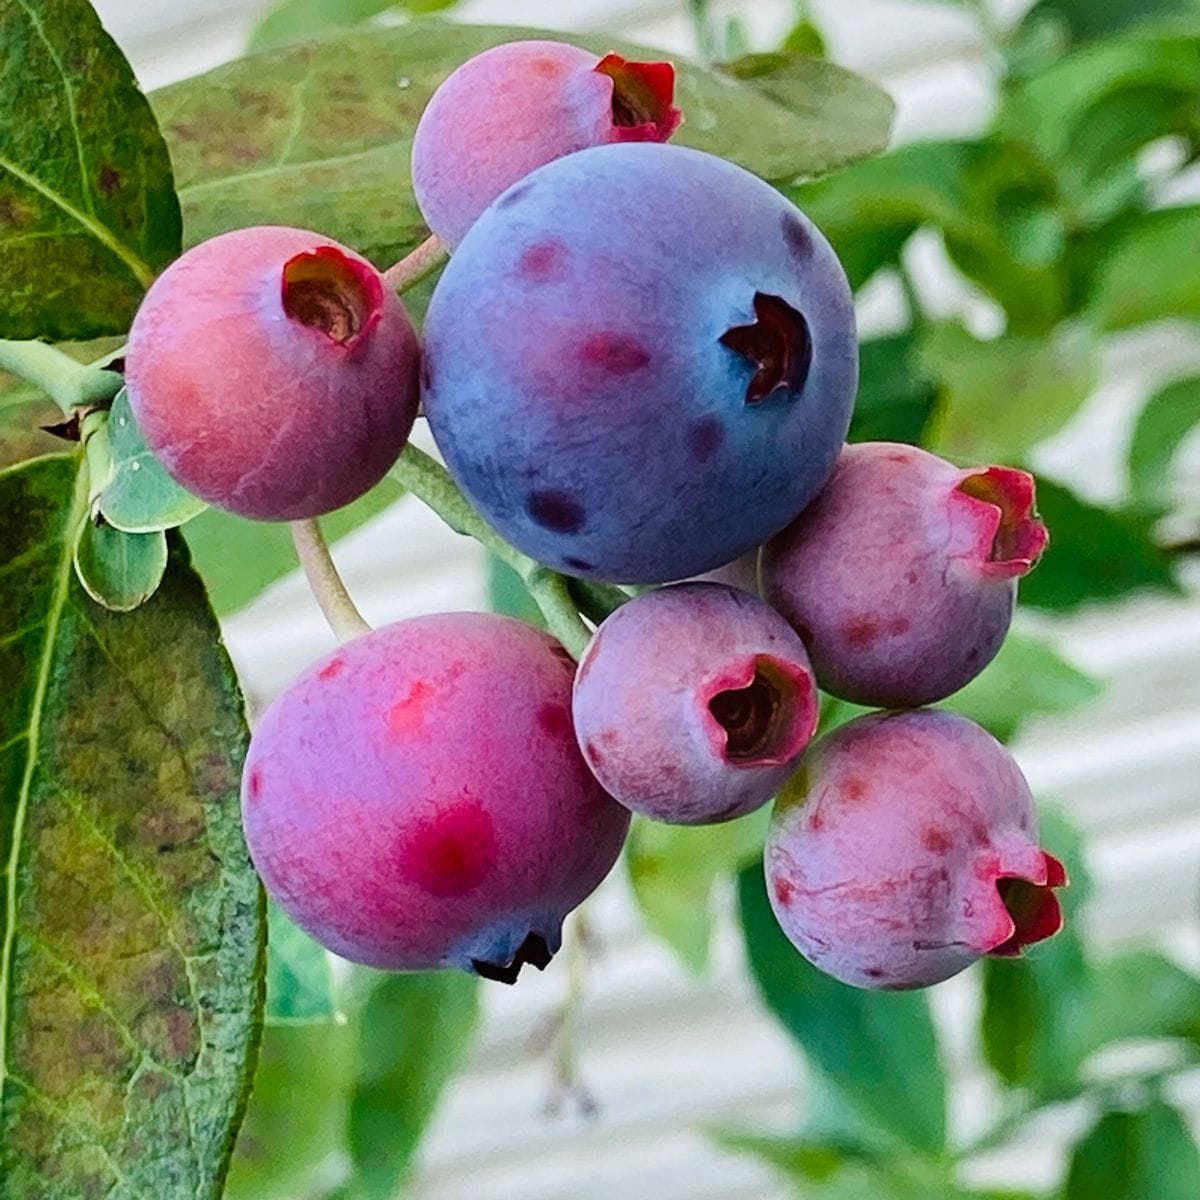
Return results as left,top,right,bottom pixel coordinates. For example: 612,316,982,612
290,518,371,641
382,233,446,294
0,338,123,417
390,444,593,657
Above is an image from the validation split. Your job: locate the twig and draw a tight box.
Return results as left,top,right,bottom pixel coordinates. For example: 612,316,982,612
382,233,446,294
291,519,370,643
390,444,594,657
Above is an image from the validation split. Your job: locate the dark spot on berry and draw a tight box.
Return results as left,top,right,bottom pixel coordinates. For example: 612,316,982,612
527,489,585,533
922,826,952,854
98,165,121,197
864,966,886,979
905,569,918,584
809,808,825,831
843,615,879,647
518,239,567,282
318,657,345,681
402,797,497,898
889,617,911,636
420,355,433,392
536,704,571,738
564,556,593,572
247,767,263,801
687,417,724,463
966,646,981,664
774,877,796,907
580,332,651,374
584,739,605,768
781,212,812,262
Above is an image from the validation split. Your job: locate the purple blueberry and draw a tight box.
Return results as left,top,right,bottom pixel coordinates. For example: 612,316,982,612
762,442,1049,708
422,142,858,583
573,583,818,824
242,613,630,981
766,709,1066,990
413,40,682,249
127,226,420,521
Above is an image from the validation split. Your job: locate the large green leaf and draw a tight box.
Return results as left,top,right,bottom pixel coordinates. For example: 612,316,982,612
0,454,264,1197
737,865,946,1156
1088,206,1200,330
250,0,461,51
347,970,479,1199
627,809,768,975
943,631,1100,742
0,0,181,340
921,321,1097,463
151,22,892,265
1128,375,1200,507
1019,478,1179,611
1064,1101,1200,1200
183,476,403,617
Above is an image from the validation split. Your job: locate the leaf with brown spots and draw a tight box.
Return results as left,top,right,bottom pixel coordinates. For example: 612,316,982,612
151,21,893,280
0,454,264,1198
0,0,181,340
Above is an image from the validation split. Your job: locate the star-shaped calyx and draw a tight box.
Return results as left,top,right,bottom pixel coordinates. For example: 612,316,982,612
719,292,813,404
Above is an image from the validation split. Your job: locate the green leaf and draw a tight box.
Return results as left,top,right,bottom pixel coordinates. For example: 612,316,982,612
1019,477,1179,611
487,555,543,627
921,321,1097,463
1020,0,1200,49
265,901,335,1025
1129,376,1200,507
943,631,1100,743
249,0,460,52
183,476,403,617
1002,36,1200,222
152,22,892,266
1081,950,1200,1053
1089,206,1200,330
627,809,769,975
226,1021,354,1200
737,864,946,1155
1065,1101,1200,1200
347,970,479,1198
98,389,208,534
980,809,1091,1096
849,334,937,445
0,0,181,339
0,454,264,1198
73,517,168,612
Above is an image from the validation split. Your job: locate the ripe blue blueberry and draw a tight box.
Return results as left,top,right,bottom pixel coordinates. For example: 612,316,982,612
422,142,858,583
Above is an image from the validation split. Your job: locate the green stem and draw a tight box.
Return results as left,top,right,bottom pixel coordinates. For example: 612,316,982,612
390,444,594,657
569,578,631,627
0,339,123,417
896,261,925,330
382,233,446,295
291,519,371,643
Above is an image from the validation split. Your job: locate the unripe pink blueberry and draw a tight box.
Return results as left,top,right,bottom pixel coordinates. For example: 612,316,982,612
242,613,630,981
127,226,420,521
573,583,819,825
762,442,1049,707
765,709,1066,990
412,39,682,248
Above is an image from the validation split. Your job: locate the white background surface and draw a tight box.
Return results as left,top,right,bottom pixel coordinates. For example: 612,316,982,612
84,1,1200,1195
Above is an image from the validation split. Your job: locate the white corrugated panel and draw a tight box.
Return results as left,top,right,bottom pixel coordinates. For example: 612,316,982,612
88,1,1200,1195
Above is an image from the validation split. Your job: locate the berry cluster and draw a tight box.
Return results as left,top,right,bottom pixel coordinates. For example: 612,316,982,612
126,39,1063,990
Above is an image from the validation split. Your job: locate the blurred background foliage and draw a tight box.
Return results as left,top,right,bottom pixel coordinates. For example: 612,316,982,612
180,0,1200,1195
4,0,1199,1195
